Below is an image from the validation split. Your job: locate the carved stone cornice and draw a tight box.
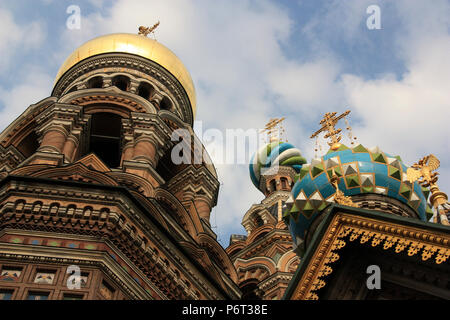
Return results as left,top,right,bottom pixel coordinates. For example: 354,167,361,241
261,191,291,206
51,53,193,126
289,210,450,300
258,272,293,291
35,104,85,136
130,112,172,152
0,145,25,172
167,165,220,207
0,176,234,299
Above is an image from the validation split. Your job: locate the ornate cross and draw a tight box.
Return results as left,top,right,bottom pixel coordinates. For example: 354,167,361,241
261,117,286,142
138,21,160,37
310,110,351,151
407,154,449,225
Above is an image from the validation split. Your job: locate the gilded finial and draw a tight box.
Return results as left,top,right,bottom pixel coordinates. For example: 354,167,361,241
407,154,449,225
310,110,351,151
138,21,160,37
261,117,286,143
330,168,359,208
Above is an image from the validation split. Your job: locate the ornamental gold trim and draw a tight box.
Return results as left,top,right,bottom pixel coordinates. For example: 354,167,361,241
291,212,450,300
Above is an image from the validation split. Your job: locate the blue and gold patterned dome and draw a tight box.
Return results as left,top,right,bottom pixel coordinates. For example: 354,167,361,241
249,141,307,191
284,143,433,241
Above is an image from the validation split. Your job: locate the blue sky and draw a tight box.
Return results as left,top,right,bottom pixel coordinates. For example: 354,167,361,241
0,0,449,247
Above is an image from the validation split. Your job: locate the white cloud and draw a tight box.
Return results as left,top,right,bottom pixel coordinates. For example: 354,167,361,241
0,8,46,71
0,68,53,131
339,0,450,192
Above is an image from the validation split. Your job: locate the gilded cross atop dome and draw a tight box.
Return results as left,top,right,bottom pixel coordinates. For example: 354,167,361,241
261,117,286,143
310,110,351,151
138,21,160,37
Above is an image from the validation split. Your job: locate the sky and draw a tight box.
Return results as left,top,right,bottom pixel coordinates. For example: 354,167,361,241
0,0,449,247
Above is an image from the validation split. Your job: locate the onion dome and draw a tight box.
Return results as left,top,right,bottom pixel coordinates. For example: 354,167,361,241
249,141,307,191
53,33,197,117
283,144,432,242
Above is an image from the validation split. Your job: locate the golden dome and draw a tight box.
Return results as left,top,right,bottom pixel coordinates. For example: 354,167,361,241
54,33,196,117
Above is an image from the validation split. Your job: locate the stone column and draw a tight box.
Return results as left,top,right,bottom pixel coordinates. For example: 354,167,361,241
39,125,68,153
194,196,212,222
62,133,80,162
150,92,163,109
120,119,135,164
32,104,85,165
129,113,171,168
102,77,112,88
129,79,140,94
132,136,158,166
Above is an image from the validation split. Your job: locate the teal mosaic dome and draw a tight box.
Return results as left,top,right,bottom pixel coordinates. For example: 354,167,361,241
249,141,307,191
283,144,433,241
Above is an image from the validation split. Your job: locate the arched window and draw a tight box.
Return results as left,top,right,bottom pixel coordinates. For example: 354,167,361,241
17,131,39,158
88,113,122,168
88,76,103,89
270,179,277,192
112,75,130,91
240,280,262,300
253,214,264,228
281,178,288,190
137,82,154,100
160,96,172,110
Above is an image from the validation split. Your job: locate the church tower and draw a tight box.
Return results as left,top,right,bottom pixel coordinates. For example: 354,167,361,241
226,119,307,300
0,30,240,300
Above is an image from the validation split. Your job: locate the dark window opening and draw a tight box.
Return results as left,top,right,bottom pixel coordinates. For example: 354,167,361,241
281,178,288,190
17,131,39,158
160,96,172,110
27,291,49,300
112,75,130,91
0,289,14,300
240,281,262,300
88,76,103,89
253,215,264,228
88,113,122,168
137,82,154,100
63,293,84,300
270,179,277,192
99,280,115,299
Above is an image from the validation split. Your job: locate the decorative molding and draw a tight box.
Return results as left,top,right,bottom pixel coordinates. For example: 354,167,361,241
52,53,193,126
291,212,450,300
